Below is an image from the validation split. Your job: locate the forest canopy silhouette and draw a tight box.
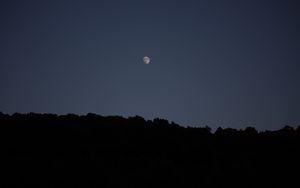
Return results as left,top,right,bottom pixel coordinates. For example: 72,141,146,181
1,112,300,187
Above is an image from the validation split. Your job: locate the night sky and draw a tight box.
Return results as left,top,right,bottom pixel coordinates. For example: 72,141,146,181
1,0,300,130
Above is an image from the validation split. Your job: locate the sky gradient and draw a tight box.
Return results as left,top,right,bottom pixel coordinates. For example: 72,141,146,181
1,0,300,130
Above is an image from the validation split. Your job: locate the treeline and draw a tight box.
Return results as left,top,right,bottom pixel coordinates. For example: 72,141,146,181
1,112,300,188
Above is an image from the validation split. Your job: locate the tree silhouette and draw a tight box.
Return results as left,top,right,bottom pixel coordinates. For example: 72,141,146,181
0,112,299,187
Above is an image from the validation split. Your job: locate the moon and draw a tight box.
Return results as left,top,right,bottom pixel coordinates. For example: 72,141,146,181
143,56,150,64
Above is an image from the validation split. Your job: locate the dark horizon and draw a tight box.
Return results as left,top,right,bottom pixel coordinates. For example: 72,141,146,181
1,112,300,187
1,111,299,132
1,0,300,130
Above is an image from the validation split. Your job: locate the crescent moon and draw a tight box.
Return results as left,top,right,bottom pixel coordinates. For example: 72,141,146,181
143,56,150,64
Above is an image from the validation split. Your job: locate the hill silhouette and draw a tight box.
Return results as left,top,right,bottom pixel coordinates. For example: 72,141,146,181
1,112,300,187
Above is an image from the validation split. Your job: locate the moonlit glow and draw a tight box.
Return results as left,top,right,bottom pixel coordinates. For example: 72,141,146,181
143,56,150,64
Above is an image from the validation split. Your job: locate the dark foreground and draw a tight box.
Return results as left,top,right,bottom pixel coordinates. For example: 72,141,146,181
1,113,300,188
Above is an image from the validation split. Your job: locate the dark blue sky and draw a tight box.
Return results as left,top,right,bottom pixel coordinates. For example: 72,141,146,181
1,0,300,130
